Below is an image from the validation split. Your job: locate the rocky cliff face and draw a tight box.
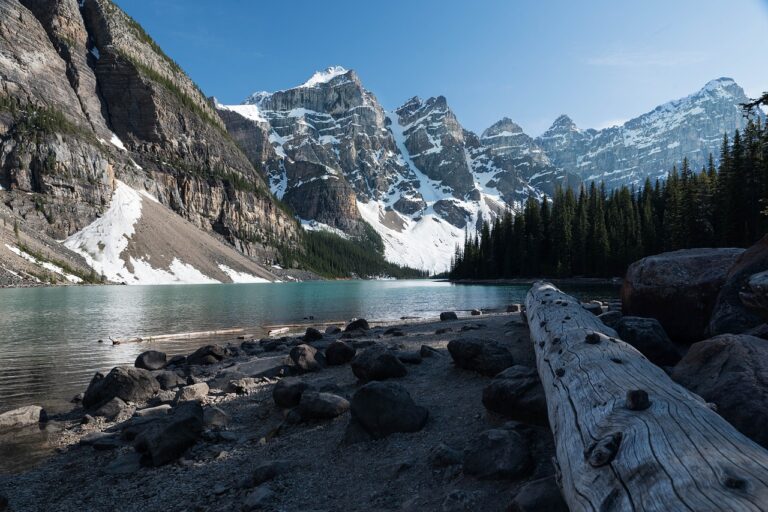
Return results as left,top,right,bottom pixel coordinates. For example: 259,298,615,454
0,0,298,284
536,78,753,188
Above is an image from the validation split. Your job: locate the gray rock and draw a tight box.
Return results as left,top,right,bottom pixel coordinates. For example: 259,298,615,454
303,327,324,342
175,383,209,402
154,370,186,391
203,406,230,428
507,304,522,313
440,312,458,321
510,476,568,512
482,366,547,424
396,350,423,364
428,442,463,468
420,345,440,358
83,367,160,410
134,404,172,418
289,344,325,372
239,460,291,488
598,310,623,330
345,318,370,331
104,452,142,475
94,397,128,421
617,316,681,366
273,378,309,408
0,405,46,429
325,325,342,335
134,350,167,371
581,301,603,315
134,401,204,467
351,346,407,382
463,428,531,480
187,345,227,366
225,377,261,395
297,391,350,421
447,337,515,376
80,431,121,451
243,485,274,511
470,309,482,316
348,381,428,440
325,340,356,366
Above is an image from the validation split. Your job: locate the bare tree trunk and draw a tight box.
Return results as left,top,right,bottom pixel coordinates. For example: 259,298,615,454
526,281,768,512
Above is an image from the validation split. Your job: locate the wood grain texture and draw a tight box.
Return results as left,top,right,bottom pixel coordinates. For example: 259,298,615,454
525,281,768,512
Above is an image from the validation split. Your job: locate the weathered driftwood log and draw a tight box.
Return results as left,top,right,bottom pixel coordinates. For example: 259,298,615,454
525,281,768,512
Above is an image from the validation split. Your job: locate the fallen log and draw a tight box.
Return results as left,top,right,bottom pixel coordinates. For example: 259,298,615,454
525,281,768,512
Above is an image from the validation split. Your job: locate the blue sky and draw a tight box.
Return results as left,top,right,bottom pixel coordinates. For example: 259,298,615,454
114,0,768,135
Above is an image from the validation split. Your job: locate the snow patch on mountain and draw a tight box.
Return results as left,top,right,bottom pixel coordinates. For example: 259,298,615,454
301,66,349,88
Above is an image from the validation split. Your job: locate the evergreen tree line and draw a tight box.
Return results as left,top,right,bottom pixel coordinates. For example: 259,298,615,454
450,120,768,279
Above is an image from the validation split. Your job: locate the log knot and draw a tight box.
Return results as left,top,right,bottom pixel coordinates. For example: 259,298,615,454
585,332,601,345
586,432,623,467
625,389,651,411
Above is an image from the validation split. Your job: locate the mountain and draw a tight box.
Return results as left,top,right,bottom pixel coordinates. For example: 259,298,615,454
0,0,300,285
536,78,753,187
220,68,578,272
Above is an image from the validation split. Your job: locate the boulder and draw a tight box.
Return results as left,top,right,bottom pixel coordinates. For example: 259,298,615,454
616,316,681,366
709,236,768,336
134,350,167,371
581,301,603,315
0,405,46,429
134,405,172,418
273,378,309,408
598,310,623,330
175,382,209,402
225,377,261,395
396,350,423,364
482,366,547,424
186,345,227,366
243,485,274,511
351,346,407,382
94,397,128,420
348,381,428,439
203,406,230,428
165,355,186,368
463,428,531,480
510,476,568,512
325,340,356,366
621,248,744,342
447,337,515,376
154,370,186,391
289,344,325,372
297,391,350,421
471,309,482,316
325,325,342,335
671,334,768,448
303,327,324,342
80,431,122,451
83,367,160,409
507,304,521,313
345,318,370,332
134,401,204,466
428,442,463,468
440,312,458,321
420,345,440,358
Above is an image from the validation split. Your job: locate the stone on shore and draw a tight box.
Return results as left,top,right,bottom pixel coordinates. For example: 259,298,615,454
83,367,160,410
225,377,261,395
510,476,569,512
709,236,768,337
616,316,681,366
135,404,172,418
303,327,324,342
428,442,463,468
0,405,46,429
186,345,227,366
345,318,370,332
581,301,603,315
134,350,167,371
482,366,547,424
440,312,458,321
273,378,309,408
175,383,209,402
134,401,204,467
297,391,350,421
324,340,356,366
289,344,325,372
94,397,129,421
153,370,186,391
347,381,428,440
672,334,768,448
325,325,342,335
621,247,744,342
598,310,622,330
447,337,515,376
463,428,531,480
203,406,230,428
351,346,407,382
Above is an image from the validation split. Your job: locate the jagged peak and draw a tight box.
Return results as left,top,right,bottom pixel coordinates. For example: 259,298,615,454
299,65,353,88
701,76,738,93
481,117,524,139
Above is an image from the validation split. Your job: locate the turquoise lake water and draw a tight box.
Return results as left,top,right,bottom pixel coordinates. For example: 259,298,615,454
0,279,618,413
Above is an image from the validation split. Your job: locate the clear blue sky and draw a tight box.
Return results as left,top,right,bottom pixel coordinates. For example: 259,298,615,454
114,0,768,135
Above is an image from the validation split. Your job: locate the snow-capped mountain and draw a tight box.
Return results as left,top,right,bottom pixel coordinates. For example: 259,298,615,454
218,67,571,272
537,77,754,187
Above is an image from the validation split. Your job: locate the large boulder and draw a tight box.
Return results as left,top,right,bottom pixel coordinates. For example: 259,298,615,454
463,428,531,480
598,310,622,330
671,334,768,448
351,346,407,382
297,392,350,421
324,340,356,366
482,366,547,424
616,317,681,366
273,378,309,408
447,337,515,376
709,236,768,336
187,345,228,366
289,344,325,372
345,318,370,332
134,350,167,371
440,312,458,321
154,370,186,391
0,405,46,429
348,382,428,439
134,401,204,466
83,367,160,409
622,248,744,342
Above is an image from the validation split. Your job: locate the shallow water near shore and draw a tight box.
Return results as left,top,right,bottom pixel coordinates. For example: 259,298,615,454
0,279,618,414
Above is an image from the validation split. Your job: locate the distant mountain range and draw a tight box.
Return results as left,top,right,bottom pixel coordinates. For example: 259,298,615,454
0,0,756,282
218,69,753,271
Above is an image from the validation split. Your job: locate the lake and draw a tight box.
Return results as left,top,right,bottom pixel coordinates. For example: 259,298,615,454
0,279,618,414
